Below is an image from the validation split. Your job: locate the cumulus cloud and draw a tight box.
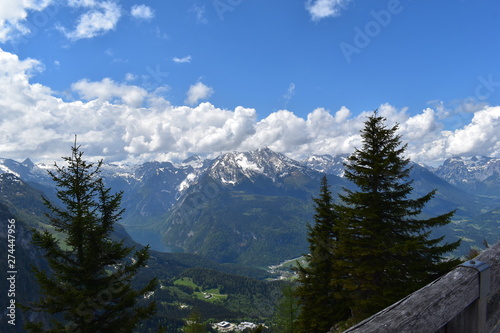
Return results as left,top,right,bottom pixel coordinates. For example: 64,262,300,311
445,107,500,157
0,48,499,165
72,78,148,107
241,110,309,154
399,108,439,141
185,82,214,106
61,1,121,40
173,55,192,64
305,0,353,21
131,4,154,20
0,0,53,42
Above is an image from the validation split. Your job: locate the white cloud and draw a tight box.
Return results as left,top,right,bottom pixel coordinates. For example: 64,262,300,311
173,55,192,64
72,78,148,107
305,0,353,21
131,4,154,20
0,0,53,42
400,108,440,141
0,48,499,165
61,1,121,40
185,82,214,106
122,103,257,160
68,0,98,7
241,110,309,154
335,106,351,123
445,107,500,157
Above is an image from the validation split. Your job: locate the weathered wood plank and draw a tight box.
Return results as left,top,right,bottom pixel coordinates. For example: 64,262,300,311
487,291,500,332
476,241,500,294
477,241,500,333
343,268,479,333
342,240,500,333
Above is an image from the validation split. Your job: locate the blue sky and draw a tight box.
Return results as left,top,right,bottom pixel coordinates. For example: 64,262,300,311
0,0,499,165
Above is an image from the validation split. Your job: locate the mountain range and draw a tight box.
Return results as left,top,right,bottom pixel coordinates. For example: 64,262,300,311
1,150,500,267
0,172,283,332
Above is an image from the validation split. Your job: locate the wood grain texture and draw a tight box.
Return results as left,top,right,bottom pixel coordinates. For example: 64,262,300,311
342,241,500,333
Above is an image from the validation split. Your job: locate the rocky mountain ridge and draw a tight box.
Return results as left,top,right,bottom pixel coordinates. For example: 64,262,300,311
435,156,500,181
1,150,500,265
2,152,500,198
208,148,312,185
301,154,349,177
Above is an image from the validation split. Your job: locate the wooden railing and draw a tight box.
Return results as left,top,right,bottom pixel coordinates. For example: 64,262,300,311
342,240,500,333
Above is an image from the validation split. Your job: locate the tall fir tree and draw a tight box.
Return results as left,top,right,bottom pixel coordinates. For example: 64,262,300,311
273,283,299,333
294,176,349,332
333,111,461,321
24,141,157,333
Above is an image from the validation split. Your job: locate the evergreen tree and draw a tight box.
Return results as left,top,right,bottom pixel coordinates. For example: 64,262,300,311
273,283,299,333
333,111,460,321
294,176,349,332
183,309,206,333
24,141,157,332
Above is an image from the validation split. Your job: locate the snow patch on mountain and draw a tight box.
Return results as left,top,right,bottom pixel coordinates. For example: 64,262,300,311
208,148,311,185
177,155,205,169
302,154,348,177
434,156,500,185
0,164,20,178
235,153,264,173
178,173,198,192
100,163,138,181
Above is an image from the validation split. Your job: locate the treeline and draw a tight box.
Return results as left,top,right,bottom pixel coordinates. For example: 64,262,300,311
179,267,285,320
142,287,242,331
132,250,273,288
135,265,284,331
181,267,282,295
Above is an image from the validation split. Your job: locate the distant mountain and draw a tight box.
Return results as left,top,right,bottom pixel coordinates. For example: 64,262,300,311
0,175,279,331
0,156,208,227
115,160,206,227
0,173,52,228
0,158,56,199
208,148,315,185
408,163,493,219
0,172,274,274
302,154,348,177
0,158,51,183
156,148,344,266
1,150,500,266
303,155,491,219
434,156,500,199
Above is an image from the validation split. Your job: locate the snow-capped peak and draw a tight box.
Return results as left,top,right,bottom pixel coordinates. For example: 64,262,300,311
176,155,205,169
208,148,308,185
435,155,500,184
301,154,348,177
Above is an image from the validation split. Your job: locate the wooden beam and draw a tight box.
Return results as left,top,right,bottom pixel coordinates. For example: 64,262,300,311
342,241,500,333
